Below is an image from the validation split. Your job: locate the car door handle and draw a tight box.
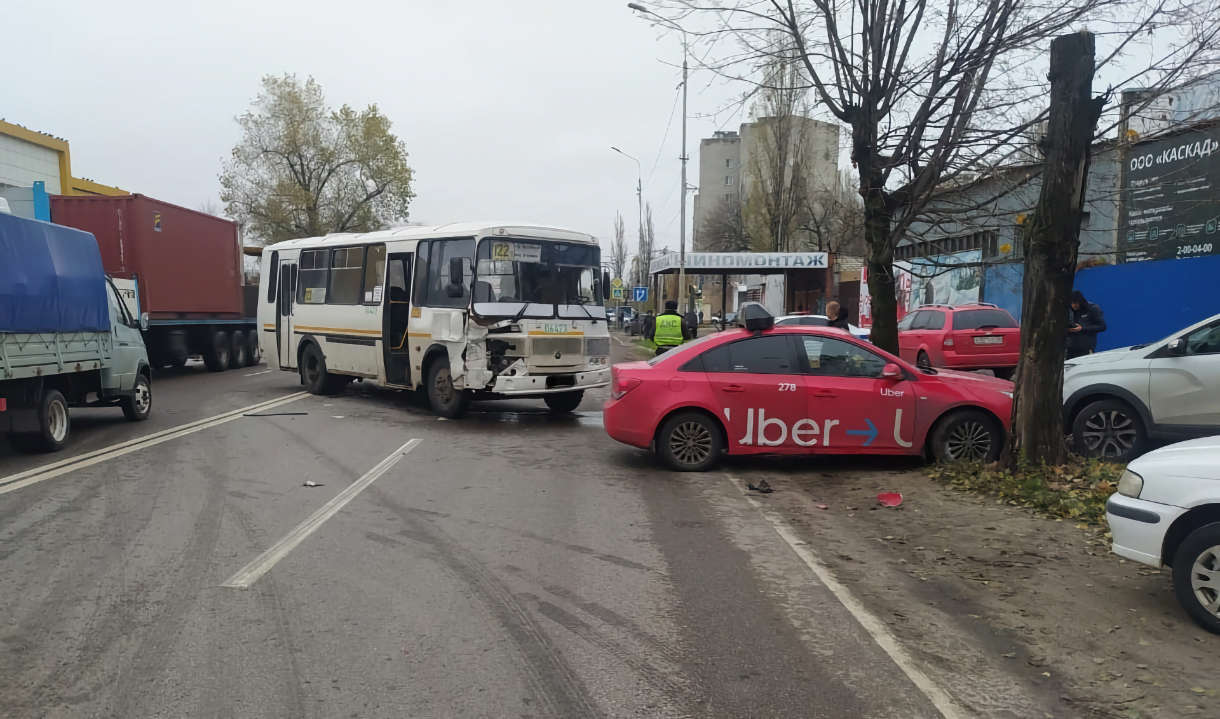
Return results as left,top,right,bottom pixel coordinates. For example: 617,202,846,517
810,389,837,398
721,385,745,393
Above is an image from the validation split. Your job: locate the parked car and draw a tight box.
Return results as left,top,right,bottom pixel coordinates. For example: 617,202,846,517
604,304,1014,471
1106,437,1220,633
896,303,1020,379
775,314,871,342
1063,312,1220,462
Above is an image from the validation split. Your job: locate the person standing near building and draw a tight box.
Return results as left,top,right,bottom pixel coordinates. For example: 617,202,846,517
1066,290,1106,359
649,300,692,355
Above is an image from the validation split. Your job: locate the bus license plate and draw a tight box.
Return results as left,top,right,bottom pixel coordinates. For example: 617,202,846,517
974,336,1003,345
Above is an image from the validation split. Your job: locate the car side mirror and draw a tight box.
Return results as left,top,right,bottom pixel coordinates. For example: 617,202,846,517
882,363,903,380
139,312,149,331
602,270,611,301
1168,338,1187,356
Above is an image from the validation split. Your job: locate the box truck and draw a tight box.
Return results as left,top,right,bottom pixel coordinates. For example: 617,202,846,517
50,194,260,372
1,212,152,452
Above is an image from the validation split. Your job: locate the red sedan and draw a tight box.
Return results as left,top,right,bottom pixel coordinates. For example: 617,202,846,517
604,306,1014,471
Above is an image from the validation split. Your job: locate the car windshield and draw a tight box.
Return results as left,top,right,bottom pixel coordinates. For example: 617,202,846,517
474,239,602,316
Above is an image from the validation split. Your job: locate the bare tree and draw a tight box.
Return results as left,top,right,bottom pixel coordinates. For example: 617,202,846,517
198,199,223,217
700,194,749,251
801,169,866,256
656,0,1220,354
610,212,629,283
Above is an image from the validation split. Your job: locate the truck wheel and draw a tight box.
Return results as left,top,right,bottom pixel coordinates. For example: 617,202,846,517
544,391,584,413
121,374,152,422
230,331,248,369
203,329,231,372
301,344,347,395
246,331,262,366
1173,522,1220,634
426,359,469,418
32,389,71,453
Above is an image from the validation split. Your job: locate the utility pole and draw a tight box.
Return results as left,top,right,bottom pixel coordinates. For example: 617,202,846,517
678,38,688,314
610,147,644,267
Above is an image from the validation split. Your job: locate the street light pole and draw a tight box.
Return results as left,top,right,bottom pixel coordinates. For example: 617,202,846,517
610,147,644,284
628,3,689,315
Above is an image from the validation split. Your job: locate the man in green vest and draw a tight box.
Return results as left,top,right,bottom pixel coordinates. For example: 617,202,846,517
648,300,692,356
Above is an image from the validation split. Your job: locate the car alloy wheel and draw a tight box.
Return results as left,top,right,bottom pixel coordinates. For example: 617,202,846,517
946,419,992,461
669,421,713,466
1080,409,1139,458
1191,545,1220,617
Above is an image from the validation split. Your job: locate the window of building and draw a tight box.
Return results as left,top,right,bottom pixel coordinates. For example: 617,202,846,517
363,244,387,304
425,238,476,308
328,247,365,305
725,175,734,186
726,158,733,168
297,249,330,304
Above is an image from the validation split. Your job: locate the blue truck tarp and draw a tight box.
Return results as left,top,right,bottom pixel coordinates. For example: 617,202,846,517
0,211,110,333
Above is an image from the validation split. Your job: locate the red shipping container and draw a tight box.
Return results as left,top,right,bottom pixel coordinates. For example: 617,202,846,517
49,194,244,320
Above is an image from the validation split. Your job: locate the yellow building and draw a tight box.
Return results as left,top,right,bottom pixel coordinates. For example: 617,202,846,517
0,119,125,196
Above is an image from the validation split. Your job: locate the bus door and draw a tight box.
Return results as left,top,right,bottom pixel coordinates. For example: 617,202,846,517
383,253,413,386
276,260,298,370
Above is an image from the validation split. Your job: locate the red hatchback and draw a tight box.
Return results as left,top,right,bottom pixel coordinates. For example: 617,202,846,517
896,304,1020,380
605,309,1014,471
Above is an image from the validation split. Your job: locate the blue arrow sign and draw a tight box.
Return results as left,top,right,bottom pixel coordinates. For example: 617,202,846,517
633,286,648,302
845,419,878,447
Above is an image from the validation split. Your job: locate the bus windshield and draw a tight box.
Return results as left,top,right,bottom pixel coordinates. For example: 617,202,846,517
473,239,602,317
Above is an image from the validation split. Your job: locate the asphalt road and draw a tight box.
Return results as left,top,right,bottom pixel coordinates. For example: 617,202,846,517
0,348,953,718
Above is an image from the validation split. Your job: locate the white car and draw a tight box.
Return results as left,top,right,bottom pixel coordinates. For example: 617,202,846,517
1107,437,1220,633
1063,312,1220,462
774,314,871,342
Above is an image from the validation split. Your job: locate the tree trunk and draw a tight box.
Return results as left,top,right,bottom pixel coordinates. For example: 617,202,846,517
863,185,898,354
1003,32,1103,469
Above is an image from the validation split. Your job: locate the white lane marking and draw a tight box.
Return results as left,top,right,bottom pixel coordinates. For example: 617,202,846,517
613,335,632,347
0,393,309,496
727,475,969,719
221,438,422,589
245,370,273,376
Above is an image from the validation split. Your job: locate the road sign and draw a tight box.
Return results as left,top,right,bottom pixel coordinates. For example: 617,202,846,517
611,277,623,288
611,287,624,299
633,286,648,302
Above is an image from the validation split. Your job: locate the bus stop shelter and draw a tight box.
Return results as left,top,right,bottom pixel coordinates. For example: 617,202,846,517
648,251,831,318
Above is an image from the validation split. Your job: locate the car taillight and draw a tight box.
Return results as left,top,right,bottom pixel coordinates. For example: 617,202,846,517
943,337,955,346
612,376,642,400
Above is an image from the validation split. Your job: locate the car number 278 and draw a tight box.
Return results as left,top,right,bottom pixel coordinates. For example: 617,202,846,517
778,382,798,392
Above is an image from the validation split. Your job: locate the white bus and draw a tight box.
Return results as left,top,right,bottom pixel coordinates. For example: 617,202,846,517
257,223,612,417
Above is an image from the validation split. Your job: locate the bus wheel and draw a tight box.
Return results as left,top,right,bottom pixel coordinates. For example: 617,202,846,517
544,391,583,413
301,344,346,395
427,360,469,419
204,329,231,372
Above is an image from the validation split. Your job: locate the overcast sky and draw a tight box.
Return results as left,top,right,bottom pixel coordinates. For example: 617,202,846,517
2,0,763,262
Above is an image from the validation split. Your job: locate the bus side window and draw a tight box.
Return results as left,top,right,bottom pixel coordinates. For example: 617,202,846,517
388,260,408,301
363,244,387,304
266,251,280,303
413,242,430,306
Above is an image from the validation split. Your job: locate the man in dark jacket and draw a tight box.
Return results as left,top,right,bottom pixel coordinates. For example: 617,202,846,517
829,304,851,331
1067,290,1106,359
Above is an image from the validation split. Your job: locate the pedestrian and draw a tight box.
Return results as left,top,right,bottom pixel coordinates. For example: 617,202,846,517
1066,290,1106,360
825,301,848,330
642,310,656,341
831,305,852,332
649,300,692,356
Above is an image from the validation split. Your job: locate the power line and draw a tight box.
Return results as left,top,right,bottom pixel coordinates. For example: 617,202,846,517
646,86,682,188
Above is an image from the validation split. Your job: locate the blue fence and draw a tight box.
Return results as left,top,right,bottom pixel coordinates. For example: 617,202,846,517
1072,254,1220,351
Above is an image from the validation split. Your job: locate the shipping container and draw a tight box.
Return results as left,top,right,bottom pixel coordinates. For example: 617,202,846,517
49,194,261,372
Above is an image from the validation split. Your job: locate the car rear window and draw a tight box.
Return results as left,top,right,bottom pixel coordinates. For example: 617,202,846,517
952,309,1018,330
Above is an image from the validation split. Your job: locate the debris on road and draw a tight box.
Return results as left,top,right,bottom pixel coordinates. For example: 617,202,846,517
747,479,773,494
877,492,903,507
303,481,324,488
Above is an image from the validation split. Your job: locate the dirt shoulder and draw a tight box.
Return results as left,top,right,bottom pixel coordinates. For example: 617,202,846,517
738,456,1220,718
